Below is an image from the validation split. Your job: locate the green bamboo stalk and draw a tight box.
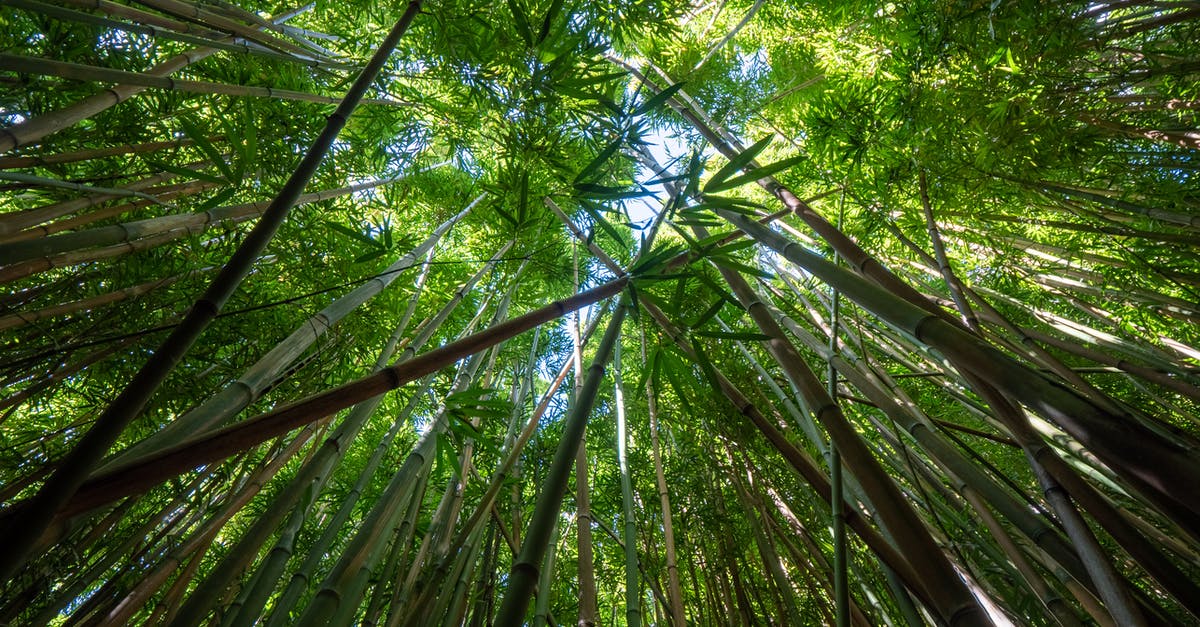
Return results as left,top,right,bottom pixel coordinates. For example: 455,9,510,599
0,168,445,282
0,171,175,207
495,300,628,624
712,253,987,624
15,275,629,523
261,380,430,627
103,425,319,624
0,54,405,107
0,162,206,236
166,244,505,625
614,341,642,627
0,1,429,579
716,206,1200,543
550,191,942,619
9,180,220,243
2,0,355,71
126,0,325,60
99,194,463,466
0,136,198,170
0,265,207,332
0,5,310,154
293,325,500,626
644,362,688,627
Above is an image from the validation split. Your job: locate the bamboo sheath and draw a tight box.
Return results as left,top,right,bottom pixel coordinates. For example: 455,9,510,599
0,54,404,108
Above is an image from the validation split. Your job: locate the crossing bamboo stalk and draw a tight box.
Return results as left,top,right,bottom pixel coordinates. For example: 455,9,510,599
0,0,427,582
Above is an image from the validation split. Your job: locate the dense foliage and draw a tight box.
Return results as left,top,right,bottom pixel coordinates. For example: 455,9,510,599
1,0,1198,624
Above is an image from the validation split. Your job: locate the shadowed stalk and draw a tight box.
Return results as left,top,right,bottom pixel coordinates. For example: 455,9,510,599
495,299,628,625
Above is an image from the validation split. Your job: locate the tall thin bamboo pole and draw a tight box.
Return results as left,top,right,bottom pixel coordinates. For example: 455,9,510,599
495,300,628,624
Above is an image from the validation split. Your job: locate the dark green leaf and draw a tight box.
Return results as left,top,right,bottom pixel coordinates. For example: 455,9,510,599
634,82,685,117
508,0,533,45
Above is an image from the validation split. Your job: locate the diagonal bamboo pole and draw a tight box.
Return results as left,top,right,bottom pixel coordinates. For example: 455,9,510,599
0,5,310,153
0,276,629,523
0,54,406,107
0,0,426,582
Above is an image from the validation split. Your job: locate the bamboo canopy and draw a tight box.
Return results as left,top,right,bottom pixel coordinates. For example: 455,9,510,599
1,0,1199,625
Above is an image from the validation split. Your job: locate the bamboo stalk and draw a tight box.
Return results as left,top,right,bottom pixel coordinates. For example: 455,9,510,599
495,300,628,624
716,207,1200,543
0,54,405,107
0,5,311,153
0,0,429,582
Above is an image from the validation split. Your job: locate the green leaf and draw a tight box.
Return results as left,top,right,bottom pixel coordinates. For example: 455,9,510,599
508,0,533,45
180,118,236,183
537,0,564,43
690,298,726,329
574,182,651,200
329,222,381,248
145,158,227,185
354,249,388,263
695,273,741,307
706,154,806,193
703,136,772,193
582,204,627,249
196,188,238,212
574,138,622,184
690,341,723,398
711,255,774,279
633,82,685,117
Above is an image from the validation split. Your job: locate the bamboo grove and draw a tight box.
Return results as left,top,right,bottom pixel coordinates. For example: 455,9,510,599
1,0,1198,624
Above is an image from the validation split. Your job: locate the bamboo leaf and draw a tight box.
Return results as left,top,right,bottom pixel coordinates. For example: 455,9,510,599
537,0,564,44
508,0,533,46
144,158,227,185
574,138,622,184
690,298,726,329
196,188,238,212
710,255,773,279
705,154,807,193
633,82,685,117
703,136,772,193
328,222,382,248
180,118,236,183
